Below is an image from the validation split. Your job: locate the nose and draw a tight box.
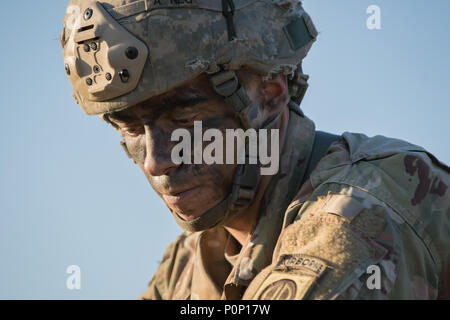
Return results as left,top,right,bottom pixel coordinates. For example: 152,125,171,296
143,124,179,176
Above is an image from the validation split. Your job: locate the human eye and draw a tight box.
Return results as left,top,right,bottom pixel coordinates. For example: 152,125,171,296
107,115,144,137
121,125,144,137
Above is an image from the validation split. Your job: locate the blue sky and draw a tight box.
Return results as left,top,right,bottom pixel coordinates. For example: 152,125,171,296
0,0,449,299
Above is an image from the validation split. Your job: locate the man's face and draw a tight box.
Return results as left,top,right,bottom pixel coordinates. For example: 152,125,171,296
107,74,241,221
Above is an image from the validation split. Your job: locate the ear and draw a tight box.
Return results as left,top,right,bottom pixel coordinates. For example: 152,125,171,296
262,74,289,111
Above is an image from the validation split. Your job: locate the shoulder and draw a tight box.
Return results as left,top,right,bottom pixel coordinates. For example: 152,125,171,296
311,132,450,298
312,132,449,232
244,132,450,299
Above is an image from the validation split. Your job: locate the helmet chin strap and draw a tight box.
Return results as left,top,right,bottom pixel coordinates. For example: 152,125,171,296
171,66,294,232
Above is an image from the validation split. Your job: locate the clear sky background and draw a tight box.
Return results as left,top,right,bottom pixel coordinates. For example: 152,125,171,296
0,0,449,299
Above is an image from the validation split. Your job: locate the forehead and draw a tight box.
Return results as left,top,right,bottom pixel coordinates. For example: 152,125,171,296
108,73,218,120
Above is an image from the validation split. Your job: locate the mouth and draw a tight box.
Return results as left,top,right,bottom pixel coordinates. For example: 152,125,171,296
162,187,199,206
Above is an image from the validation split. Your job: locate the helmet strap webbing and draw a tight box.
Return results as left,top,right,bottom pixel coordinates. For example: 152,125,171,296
173,65,310,232
173,65,298,232
176,66,309,232
172,68,262,232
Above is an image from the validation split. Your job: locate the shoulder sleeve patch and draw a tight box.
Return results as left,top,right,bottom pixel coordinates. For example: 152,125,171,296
243,254,329,300
275,254,328,277
255,271,321,300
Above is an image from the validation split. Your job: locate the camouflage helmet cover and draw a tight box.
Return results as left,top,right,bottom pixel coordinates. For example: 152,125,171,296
61,0,318,116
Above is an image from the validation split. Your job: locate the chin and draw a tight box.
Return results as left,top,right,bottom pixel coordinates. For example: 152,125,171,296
168,194,225,222
174,210,205,222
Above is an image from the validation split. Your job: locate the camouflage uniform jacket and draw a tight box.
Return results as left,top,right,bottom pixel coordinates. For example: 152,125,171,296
139,110,450,300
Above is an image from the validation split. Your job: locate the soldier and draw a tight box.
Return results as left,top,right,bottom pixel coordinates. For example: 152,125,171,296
61,0,449,299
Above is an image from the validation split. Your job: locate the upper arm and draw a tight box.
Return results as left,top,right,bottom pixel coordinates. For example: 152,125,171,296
243,183,439,300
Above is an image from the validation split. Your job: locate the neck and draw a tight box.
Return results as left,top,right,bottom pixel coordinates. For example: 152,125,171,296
224,107,290,246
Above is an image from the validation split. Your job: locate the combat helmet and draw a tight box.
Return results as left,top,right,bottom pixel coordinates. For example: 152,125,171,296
61,0,318,231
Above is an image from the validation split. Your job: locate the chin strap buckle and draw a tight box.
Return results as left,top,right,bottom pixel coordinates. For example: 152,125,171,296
208,69,254,129
209,69,239,97
231,162,260,209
